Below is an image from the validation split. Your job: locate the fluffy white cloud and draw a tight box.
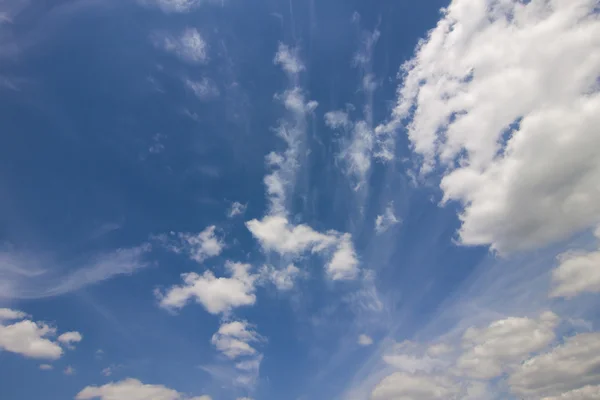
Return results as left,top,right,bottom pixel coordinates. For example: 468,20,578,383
0,319,63,359
382,341,446,374
273,43,304,75
184,77,219,100
259,264,301,291
385,0,600,252
157,261,257,314
76,378,211,400
327,233,360,280
246,215,337,255
358,334,373,346
457,311,558,379
247,216,359,280
227,202,247,218
509,332,600,398
370,372,460,400
211,321,261,359
375,202,400,234
159,226,224,264
155,28,208,64
551,247,600,298
427,343,452,357
58,331,82,348
0,308,26,321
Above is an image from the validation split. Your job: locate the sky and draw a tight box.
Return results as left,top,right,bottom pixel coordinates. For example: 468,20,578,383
0,0,599,399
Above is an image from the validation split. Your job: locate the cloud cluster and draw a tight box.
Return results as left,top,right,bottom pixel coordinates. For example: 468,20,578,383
154,28,209,64
158,226,224,264
386,0,600,253
76,378,211,400
157,261,257,314
375,203,400,234
246,216,359,280
0,308,81,360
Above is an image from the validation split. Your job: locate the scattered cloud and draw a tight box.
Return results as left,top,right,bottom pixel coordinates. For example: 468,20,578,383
375,202,400,234
157,261,257,314
154,28,209,64
185,77,219,100
58,331,83,349
138,0,218,13
551,240,600,298
211,321,261,359
76,378,211,400
39,364,53,370
101,367,112,377
370,372,460,400
324,110,350,130
0,311,63,360
384,0,600,253
227,202,247,218
273,43,304,75
326,233,359,280
64,365,75,375
158,226,224,264
358,334,373,346
259,264,301,291
0,308,27,321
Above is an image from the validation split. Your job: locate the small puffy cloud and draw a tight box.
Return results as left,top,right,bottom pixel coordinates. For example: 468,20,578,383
157,261,257,314
457,312,559,379
58,331,82,349
76,378,211,400
64,365,75,375
211,321,261,359
375,202,400,234
385,0,600,253
39,364,53,370
184,77,219,100
160,226,224,264
227,202,247,218
509,332,600,398
154,28,208,64
0,318,63,360
0,308,26,321
273,43,304,75
324,110,351,130
550,247,600,298
357,334,373,346
370,372,460,400
259,264,301,291
246,215,337,255
327,233,359,280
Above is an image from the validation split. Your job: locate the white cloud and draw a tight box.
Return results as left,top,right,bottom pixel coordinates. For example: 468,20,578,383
382,341,446,374
0,308,26,321
543,385,600,400
227,202,247,218
509,332,600,398
551,247,600,298
246,215,337,255
259,264,301,291
58,331,82,349
157,261,257,314
385,0,600,253
375,202,400,234
427,343,452,357
247,216,359,280
0,319,63,359
324,110,351,130
159,226,224,264
76,378,211,400
358,334,373,346
64,365,75,375
102,367,112,377
211,321,261,359
370,372,460,400
273,43,304,75
327,233,359,280
39,364,53,370
155,28,208,64
185,77,219,100
457,311,559,379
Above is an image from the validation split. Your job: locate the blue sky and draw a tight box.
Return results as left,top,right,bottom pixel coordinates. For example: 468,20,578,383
1,0,600,399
